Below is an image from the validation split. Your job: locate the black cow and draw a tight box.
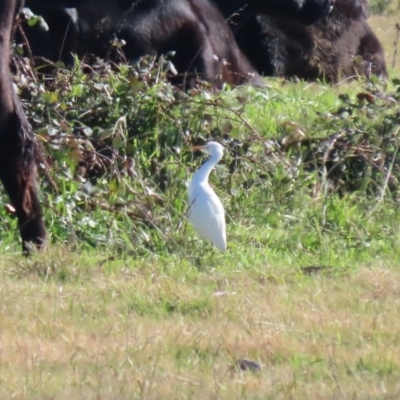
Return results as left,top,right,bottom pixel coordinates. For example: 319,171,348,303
73,0,334,87
75,0,335,86
234,0,387,82
0,0,91,252
19,0,263,87
75,0,265,88
0,0,46,252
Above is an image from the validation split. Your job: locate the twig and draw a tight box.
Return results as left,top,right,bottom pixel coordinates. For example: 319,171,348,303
369,126,400,214
392,23,400,69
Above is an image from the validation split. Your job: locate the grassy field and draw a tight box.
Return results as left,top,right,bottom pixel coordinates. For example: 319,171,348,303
1,249,400,399
1,8,400,400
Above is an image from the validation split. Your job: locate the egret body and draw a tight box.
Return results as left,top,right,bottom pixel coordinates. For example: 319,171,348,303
188,142,226,251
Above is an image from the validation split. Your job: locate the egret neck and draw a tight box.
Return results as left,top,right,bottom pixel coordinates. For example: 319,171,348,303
189,151,223,196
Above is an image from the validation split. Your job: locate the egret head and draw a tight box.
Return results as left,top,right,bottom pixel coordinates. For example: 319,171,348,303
192,141,224,159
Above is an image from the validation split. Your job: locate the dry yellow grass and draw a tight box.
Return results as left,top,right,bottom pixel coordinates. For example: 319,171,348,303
370,13,400,76
0,248,400,399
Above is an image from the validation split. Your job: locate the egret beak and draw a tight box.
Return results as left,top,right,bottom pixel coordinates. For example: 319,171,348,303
190,145,206,151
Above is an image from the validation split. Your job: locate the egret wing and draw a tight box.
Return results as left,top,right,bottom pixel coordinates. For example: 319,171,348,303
188,185,226,250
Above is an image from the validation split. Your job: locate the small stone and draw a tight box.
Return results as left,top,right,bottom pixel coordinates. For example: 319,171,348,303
300,265,330,275
235,359,262,372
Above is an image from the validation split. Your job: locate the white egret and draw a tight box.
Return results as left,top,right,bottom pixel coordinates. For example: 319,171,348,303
187,141,226,251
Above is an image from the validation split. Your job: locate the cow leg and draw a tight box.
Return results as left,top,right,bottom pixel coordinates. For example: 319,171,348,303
357,24,387,79
0,97,46,253
0,0,46,253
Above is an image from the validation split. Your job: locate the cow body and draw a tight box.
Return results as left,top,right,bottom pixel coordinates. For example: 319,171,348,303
213,0,335,26
234,0,387,81
0,0,46,252
75,0,264,88
74,0,334,87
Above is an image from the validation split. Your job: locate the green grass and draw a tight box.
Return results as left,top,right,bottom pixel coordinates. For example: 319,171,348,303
1,11,400,399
